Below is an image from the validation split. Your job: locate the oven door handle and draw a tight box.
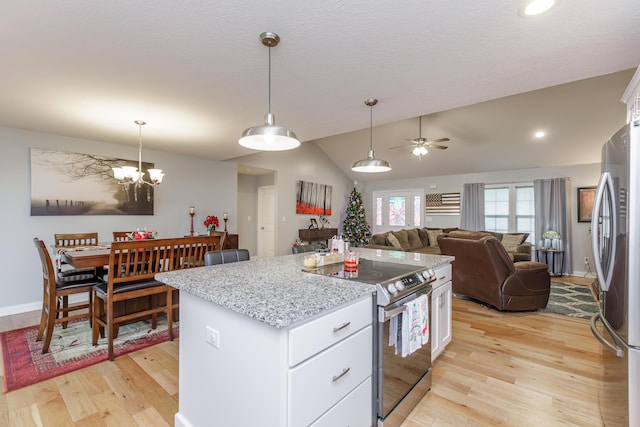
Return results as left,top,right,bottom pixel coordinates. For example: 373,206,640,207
380,287,431,322
383,305,406,321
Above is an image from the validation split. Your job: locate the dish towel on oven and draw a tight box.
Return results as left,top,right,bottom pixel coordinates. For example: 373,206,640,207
401,294,429,357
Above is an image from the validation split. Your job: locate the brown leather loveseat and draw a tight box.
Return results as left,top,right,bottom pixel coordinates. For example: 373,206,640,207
437,230,550,311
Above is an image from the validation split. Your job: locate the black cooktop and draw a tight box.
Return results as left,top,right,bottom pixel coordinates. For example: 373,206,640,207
307,258,424,285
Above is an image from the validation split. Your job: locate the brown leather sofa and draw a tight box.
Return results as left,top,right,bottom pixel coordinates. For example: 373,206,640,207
437,230,550,311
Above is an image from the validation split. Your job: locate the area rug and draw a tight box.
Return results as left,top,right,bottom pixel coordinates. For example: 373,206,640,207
1,317,178,392
539,280,599,319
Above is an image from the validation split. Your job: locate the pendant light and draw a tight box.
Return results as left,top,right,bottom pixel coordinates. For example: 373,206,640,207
352,98,391,173
238,32,300,151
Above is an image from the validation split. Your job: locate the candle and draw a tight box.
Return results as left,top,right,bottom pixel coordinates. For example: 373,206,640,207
223,212,229,220
189,206,195,214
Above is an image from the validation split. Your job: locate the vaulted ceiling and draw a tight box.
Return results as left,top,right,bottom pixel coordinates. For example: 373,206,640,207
2,1,639,180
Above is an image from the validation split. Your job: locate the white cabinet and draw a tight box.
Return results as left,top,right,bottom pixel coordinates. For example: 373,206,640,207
175,291,374,427
430,264,452,361
622,66,640,123
288,296,373,426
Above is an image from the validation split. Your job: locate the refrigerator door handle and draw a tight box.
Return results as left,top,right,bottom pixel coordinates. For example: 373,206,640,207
591,172,617,292
590,312,626,357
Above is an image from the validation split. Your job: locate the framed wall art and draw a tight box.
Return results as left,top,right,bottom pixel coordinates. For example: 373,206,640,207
30,148,155,216
295,180,332,215
577,186,596,223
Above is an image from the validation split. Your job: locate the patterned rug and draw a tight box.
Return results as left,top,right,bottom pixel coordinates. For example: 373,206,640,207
1,317,178,392
539,280,599,319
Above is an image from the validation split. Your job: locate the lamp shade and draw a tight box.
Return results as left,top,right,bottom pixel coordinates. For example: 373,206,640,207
352,150,392,173
238,114,300,151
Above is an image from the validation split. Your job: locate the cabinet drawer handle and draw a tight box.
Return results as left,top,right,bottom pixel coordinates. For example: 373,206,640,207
438,275,446,280
333,321,351,332
332,367,351,382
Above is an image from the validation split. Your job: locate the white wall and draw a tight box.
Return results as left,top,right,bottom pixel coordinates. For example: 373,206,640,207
0,126,237,315
231,142,354,255
361,163,601,276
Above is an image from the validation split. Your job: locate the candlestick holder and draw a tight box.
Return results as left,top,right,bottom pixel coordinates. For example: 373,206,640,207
224,218,228,232
189,212,195,236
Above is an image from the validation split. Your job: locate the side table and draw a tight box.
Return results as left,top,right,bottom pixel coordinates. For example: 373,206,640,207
536,247,565,276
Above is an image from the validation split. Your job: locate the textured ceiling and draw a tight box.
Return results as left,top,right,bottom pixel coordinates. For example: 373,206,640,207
1,0,639,180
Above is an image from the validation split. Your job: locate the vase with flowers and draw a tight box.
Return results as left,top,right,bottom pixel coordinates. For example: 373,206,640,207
204,215,220,234
127,228,158,241
542,230,561,249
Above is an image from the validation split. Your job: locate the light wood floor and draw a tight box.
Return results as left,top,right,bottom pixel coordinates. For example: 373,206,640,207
0,276,602,426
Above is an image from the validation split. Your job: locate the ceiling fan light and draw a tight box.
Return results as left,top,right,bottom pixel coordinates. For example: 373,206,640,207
420,146,428,155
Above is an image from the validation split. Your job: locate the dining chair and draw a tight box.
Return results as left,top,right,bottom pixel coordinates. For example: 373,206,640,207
207,231,227,249
33,238,104,353
54,232,100,277
112,231,130,242
204,249,250,266
292,244,316,254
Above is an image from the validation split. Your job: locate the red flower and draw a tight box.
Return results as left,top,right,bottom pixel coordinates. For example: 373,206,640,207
204,215,219,231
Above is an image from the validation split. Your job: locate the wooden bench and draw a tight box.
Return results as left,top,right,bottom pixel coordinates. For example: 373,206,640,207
92,236,222,360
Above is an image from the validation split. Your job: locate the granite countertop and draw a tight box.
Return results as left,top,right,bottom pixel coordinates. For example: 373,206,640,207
155,247,453,328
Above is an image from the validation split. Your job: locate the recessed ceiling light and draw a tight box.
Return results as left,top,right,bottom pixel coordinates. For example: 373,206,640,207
520,0,556,17
535,130,546,138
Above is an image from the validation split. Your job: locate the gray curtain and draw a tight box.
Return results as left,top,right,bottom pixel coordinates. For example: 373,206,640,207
534,178,572,274
460,183,485,231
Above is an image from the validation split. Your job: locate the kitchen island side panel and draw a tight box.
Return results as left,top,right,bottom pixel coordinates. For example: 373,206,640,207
176,291,288,427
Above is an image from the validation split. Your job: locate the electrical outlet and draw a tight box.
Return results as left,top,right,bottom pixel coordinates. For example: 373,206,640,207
206,326,220,349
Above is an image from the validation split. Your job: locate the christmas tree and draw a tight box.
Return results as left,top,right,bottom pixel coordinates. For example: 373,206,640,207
342,187,371,246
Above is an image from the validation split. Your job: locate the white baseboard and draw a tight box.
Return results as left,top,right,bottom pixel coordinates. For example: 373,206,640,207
0,295,88,318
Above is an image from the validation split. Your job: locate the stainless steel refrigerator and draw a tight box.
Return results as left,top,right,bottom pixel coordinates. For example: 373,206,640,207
590,121,640,427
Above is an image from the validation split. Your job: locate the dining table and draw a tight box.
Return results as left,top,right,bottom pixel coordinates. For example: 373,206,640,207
60,245,111,270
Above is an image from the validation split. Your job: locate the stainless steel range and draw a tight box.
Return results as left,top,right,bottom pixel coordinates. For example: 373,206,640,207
308,258,435,427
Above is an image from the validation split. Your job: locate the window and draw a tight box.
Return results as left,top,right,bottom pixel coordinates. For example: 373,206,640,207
485,183,535,244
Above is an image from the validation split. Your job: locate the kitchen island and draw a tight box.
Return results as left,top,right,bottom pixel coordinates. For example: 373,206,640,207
156,248,452,427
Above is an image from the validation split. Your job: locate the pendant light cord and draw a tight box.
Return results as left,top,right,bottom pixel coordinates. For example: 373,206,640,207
369,103,373,151
268,44,272,115
137,122,143,183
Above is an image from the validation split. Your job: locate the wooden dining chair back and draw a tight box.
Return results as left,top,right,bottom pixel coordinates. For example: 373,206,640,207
54,233,99,248
112,231,130,242
207,231,227,250
92,236,220,360
53,232,100,277
33,238,104,354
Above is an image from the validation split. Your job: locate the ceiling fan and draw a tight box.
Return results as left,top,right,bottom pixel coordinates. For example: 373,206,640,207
389,116,450,160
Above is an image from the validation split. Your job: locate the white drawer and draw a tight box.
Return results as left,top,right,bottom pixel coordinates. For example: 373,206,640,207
310,377,372,427
288,326,372,427
289,295,372,366
431,263,452,289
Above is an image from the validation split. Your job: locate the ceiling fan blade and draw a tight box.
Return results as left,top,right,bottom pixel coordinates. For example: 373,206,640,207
427,144,448,150
430,137,450,143
388,144,414,150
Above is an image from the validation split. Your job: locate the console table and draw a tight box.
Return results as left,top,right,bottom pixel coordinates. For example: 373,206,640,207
298,228,337,245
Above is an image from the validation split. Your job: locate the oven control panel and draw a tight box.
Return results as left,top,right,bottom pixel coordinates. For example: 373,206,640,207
383,268,435,302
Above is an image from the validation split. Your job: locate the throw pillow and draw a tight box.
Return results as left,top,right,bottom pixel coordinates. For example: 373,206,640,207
501,233,525,252
371,233,388,246
406,229,423,250
392,230,411,250
386,233,403,249
426,229,443,247
417,228,430,247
